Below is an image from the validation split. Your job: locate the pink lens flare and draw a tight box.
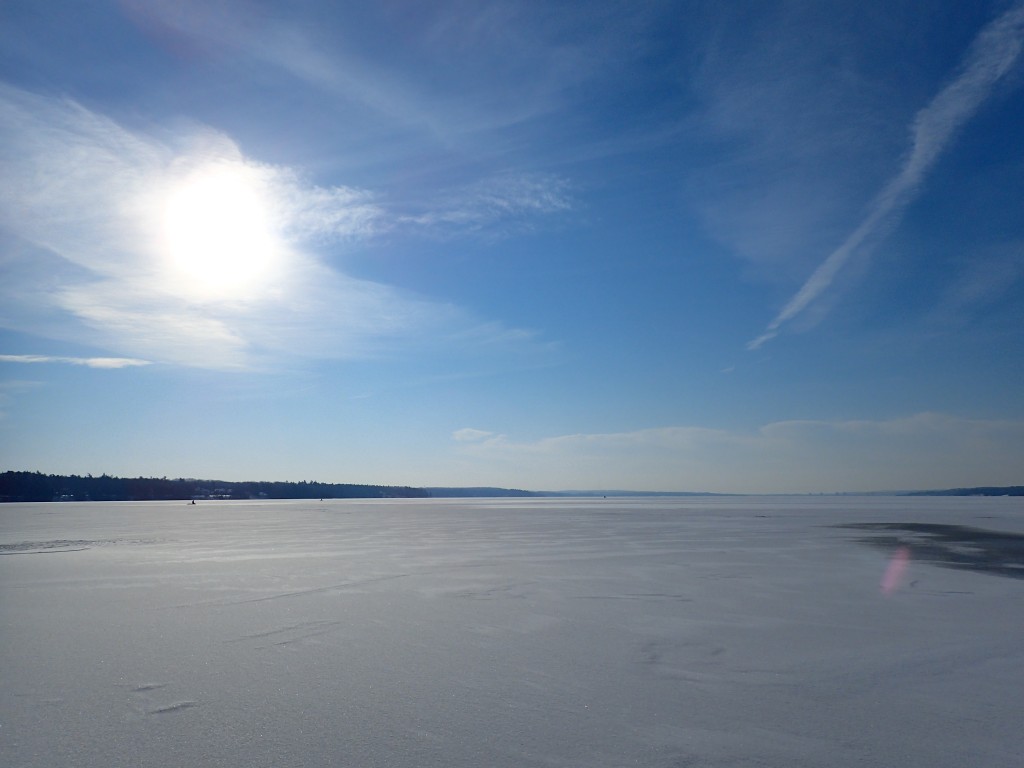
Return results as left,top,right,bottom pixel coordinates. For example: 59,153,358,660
881,546,910,595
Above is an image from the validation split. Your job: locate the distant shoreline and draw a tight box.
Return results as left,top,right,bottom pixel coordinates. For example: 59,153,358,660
1,470,1021,502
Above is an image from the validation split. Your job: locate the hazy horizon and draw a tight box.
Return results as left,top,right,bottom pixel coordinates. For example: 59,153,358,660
2,2,1024,491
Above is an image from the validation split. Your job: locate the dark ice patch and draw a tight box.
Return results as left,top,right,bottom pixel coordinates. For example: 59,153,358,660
0,537,158,555
148,701,197,715
132,683,168,692
0,540,93,554
839,523,1024,580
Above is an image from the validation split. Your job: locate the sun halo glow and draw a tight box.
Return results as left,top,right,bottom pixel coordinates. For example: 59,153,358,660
160,163,282,300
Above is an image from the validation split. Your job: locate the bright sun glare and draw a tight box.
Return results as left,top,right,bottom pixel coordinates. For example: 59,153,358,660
161,163,281,300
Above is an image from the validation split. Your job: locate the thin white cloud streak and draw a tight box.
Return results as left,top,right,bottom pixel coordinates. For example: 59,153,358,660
453,428,497,442
398,173,572,236
0,85,555,370
0,355,151,368
454,413,1024,493
749,3,1024,350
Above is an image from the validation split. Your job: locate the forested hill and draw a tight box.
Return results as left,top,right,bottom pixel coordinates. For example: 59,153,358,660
0,471,428,502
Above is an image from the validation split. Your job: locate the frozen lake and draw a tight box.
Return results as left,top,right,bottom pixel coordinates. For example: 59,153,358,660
2,496,1023,767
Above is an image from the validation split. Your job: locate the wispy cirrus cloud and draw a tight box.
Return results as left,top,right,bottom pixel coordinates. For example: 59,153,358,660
399,172,572,237
453,413,1024,493
748,3,1024,349
121,0,667,168
122,1,589,141
0,84,562,370
0,355,151,368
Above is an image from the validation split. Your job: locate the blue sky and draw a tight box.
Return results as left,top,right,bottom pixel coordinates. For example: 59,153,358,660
2,0,1023,493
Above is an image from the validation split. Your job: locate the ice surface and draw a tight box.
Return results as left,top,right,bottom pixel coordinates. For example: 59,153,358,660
2,496,1023,767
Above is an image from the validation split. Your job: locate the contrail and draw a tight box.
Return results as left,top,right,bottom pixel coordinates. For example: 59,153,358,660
748,3,1024,350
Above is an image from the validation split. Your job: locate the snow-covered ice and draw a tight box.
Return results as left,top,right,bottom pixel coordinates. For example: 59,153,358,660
2,496,1023,767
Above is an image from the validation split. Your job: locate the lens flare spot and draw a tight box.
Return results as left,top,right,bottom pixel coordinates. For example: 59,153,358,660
881,546,910,595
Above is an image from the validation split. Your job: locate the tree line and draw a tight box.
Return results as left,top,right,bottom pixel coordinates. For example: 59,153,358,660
0,471,429,502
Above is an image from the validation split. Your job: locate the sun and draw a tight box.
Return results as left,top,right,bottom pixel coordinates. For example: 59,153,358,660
161,162,281,300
